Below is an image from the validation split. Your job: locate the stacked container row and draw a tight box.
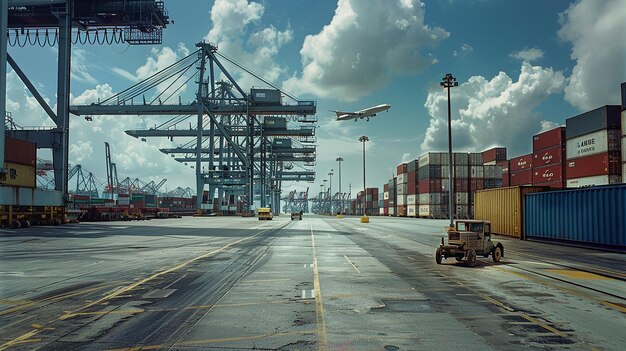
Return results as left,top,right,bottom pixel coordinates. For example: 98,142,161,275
565,105,622,187
1,137,37,189
532,127,566,189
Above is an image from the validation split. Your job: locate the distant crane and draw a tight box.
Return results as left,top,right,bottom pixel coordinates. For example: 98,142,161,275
68,164,102,198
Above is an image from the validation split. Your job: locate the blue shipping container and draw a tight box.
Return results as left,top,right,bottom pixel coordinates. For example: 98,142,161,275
524,184,626,248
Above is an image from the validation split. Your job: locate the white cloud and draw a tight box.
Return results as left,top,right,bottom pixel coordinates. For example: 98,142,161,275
110,67,139,82
420,62,566,156
509,47,544,62
283,0,449,101
204,0,292,91
453,43,474,57
558,0,626,111
71,49,98,84
69,141,94,163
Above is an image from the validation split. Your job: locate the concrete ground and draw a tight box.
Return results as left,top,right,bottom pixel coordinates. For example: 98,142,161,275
0,215,624,351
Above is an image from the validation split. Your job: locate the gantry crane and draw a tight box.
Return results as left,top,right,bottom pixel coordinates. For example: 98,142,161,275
71,42,317,213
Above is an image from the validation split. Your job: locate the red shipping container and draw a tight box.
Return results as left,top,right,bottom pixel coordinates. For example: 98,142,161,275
418,179,442,193
510,169,533,186
509,154,533,172
533,180,564,189
533,126,565,151
502,172,510,187
566,152,621,179
533,145,565,167
4,136,37,166
470,178,484,191
397,205,407,217
533,163,564,184
482,147,507,163
454,179,469,192
397,163,407,175
384,183,389,192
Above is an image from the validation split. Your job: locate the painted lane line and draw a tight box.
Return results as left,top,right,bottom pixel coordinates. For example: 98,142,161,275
1,221,289,351
343,255,361,274
309,219,328,350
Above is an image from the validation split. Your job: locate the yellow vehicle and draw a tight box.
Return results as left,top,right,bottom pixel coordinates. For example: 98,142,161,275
257,207,273,220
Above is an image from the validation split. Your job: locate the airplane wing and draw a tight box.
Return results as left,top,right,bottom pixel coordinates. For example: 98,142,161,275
332,111,357,120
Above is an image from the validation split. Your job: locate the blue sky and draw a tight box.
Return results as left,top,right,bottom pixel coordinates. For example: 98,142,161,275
6,0,626,197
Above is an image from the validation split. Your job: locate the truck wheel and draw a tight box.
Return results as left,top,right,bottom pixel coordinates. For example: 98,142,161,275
466,249,477,267
492,245,503,263
435,247,443,264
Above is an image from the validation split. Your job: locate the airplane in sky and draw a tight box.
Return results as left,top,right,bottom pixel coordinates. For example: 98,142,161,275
332,104,391,122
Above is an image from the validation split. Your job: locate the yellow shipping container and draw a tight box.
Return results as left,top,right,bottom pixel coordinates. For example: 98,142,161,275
0,162,36,188
474,186,547,239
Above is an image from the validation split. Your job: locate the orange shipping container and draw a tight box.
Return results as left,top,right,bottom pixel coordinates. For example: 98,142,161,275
474,186,547,239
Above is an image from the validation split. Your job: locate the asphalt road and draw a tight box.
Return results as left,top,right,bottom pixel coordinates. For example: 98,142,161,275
0,215,624,350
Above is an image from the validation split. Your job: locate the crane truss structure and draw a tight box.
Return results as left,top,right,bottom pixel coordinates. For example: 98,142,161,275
70,42,317,212
281,187,309,214
1,0,169,204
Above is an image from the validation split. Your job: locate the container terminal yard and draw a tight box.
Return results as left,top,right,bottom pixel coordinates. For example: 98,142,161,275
1,1,626,350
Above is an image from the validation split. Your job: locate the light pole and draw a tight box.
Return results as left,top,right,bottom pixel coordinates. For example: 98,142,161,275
323,179,328,214
358,135,369,222
441,73,458,228
328,170,334,214
336,157,343,214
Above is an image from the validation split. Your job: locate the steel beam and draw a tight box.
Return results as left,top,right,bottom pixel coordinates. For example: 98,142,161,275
52,1,70,197
70,103,315,116
1,2,7,176
126,128,315,138
7,54,58,124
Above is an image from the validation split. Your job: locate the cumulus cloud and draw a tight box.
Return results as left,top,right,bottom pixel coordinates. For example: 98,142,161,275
204,0,293,91
558,0,626,111
509,47,544,62
283,0,448,101
420,62,566,156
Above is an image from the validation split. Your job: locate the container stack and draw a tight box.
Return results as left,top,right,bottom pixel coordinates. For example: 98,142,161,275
406,160,419,217
388,178,397,216
509,154,533,186
501,160,510,187
482,148,507,166
396,163,408,217
383,183,390,216
417,152,448,218
365,188,379,216
1,136,37,188
532,127,566,189
622,83,626,182
453,153,470,218
565,105,622,187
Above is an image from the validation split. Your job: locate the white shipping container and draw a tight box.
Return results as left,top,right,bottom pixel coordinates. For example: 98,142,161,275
456,192,469,205
470,166,484,178
389,207,396,216
455,166,469,179
397,195,407,206
623,137,626,162
623,163,626,182
379,208,385,215
397,173,408,184
441,166,450,179
622,110,626,136
419,205,431,217
407,194,417,205
383,191,389,200
566,129,620,159
566,175,621,188
418,193,442,204
397,183,408,196
408,205,418,217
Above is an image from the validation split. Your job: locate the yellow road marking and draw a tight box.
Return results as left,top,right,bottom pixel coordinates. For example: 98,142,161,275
0,283,116,317
495,266,625,314
2,222,288,350
519,314,569,338
105,330,317,351
61,221,286,320
548,269,610,280
310,219,328,351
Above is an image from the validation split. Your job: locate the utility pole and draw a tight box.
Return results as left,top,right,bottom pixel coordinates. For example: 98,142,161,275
440,73,458,228
328,169,333,214
336,157,343,214
358,135,369,222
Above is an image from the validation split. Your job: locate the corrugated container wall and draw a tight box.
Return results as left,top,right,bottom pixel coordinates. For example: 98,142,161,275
525,184,626,248
533,127,565,151
4,136,37,166
474,186,547,238
0,162,36,188
566,105,621,139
